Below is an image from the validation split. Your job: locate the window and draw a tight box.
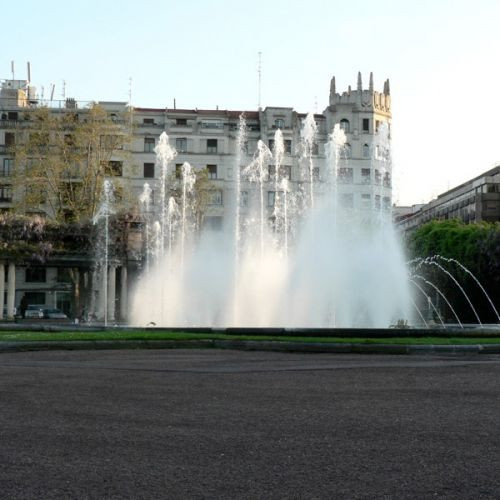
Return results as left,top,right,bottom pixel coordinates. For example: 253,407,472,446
312,166,320,181
203,216,223,231
284,140,292,154
341,193,354,209
143,118,155,125
0,184,12,202
25,184,46,204
268,165,276,180
207,139,218,154
176,118,187,126
361,168,371,184
240,165,251,181
268,164,291,180
268,191,276,207
5,132,15,147
374,169,382,185
207,164,217,179
338,167,353,184
361,194,371,209
105,161,123,176
274,118,285,129
144,137,155,152
201,121,223,129
26,267,46,283
30,131,49,146
375,195,381,209
383,196,391,210
8,111,18,120
143,163,154,178
176,137,187,152
1,159,13,177
24,291,45,305
362,118,369,132
383,172,391,187
208,190,223,205
363,144,370,158
56,268,72,283
175,164,183,179
339,119,350,133
343,143,351,158
376,120,380,132
311,142,319,155
282,165,292,181
100,135,121,150
240,190,248,207
64,134,75,147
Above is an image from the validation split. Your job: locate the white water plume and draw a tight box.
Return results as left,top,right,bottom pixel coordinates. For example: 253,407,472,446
130,119,411,328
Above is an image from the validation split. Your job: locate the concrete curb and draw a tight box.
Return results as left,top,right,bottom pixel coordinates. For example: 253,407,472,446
0,339,499,355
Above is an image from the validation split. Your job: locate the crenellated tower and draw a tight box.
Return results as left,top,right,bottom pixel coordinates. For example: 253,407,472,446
326,71,391,131
324,71,393,209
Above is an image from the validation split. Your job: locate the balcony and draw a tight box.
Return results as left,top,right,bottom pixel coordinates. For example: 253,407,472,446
137,121,164,128
0,119,20,129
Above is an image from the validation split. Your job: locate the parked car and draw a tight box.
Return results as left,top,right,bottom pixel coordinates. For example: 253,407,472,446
42,308,68,320
25,305,45,319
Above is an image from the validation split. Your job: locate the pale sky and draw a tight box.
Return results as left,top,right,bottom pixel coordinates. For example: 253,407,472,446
2,0,500,205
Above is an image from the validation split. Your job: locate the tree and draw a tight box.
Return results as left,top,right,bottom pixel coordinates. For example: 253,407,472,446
6,104,131,318
11,104,131,223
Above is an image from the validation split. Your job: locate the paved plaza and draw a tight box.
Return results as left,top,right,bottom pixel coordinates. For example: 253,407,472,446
0,349,499,499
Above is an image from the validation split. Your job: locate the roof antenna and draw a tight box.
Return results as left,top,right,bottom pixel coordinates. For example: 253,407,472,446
128,77,132,107
11,61,15,80
61,80,66,100
257,51,262,110
27,61,31,83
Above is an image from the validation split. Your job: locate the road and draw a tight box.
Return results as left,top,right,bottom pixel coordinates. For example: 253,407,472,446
0,349,499,499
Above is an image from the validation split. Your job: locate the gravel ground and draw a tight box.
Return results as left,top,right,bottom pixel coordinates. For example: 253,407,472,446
0,349,499,499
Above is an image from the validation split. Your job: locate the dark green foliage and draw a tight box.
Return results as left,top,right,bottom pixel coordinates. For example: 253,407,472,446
407,220,499,323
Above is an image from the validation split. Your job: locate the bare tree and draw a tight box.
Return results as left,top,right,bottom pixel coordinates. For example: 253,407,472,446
12,103,131,222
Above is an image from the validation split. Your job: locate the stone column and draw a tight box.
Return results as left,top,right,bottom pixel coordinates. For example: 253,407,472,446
107,265,116,322
7,262,15,319
0,261,5,320
99,268,107,321
120,266,128,322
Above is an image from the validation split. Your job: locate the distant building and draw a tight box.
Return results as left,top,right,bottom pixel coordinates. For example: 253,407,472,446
396,166,500,233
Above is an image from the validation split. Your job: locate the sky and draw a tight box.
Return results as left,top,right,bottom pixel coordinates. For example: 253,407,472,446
2,0,500,206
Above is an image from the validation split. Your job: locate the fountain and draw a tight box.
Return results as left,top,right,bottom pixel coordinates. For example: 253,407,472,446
130,115,413,328
408,256,499,326
93,179,115,326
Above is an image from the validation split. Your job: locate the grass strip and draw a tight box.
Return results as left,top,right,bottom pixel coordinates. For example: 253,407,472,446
0,330,499,345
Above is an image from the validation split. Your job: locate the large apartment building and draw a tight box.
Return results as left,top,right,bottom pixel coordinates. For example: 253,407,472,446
396,166,500,233
0,71,393,319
